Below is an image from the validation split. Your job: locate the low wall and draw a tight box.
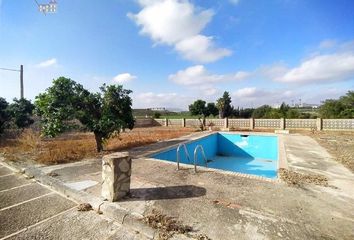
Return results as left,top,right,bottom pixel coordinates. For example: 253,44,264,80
134,118,154,127
147,118,354,131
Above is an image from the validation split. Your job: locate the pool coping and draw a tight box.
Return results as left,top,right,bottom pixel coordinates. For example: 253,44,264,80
139,131,288,183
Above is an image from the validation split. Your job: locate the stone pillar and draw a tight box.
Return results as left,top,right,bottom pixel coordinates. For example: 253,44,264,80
102,152,132,202
224,117,229,128
165,118,168,127
316,118,322,131
182,118,186,127
280,118,285,130
250,118,255,130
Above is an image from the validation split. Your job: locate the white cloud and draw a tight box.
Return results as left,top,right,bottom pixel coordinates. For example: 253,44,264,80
259,63,288,79
36,58,57,68
113,73,137,83
169,65,222,85
133,91,193,109
233,71,251,80
234,87,258,98
128,0,231,63
229,0,240,5
169,65,249,86
200,85,218,96
232,87,297,107
319,39,336,49
275,53,354,83
175,35,231,63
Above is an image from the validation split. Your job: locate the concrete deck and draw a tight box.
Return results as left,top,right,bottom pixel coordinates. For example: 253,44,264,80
0,164,153,240
3,132,354,239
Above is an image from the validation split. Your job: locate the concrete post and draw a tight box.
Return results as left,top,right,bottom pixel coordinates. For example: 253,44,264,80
316,118,322,131
280,118,286,130
182,118,186,127
165,118,168,127
224,117,229,128
250,118,255,130
102,152,131,202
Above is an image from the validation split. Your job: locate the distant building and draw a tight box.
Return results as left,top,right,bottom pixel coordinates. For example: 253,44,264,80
302,103,320,109
148,107,166,112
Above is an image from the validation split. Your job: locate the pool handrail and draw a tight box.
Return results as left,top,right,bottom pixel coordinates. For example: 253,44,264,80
193,145,208,173
176,143,191,170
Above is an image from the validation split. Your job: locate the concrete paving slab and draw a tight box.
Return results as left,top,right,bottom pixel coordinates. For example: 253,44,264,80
106,226,152,240
6,209,124,240
0,174,28,191
45,160,102,182
0,166,12,176
64,180,99,191
0,183,51,209
0,193,76,238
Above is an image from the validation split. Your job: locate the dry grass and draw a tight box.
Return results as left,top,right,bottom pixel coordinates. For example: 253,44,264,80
142,209,193,240
279,168,329,187
142,209,211,240
106,127,195,152
0,127,195,165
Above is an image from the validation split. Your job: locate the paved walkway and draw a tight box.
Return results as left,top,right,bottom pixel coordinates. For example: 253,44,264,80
0,163,150,240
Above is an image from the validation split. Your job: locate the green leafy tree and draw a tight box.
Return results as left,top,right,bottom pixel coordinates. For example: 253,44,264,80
252,105,272,118
206,102,218,117
319,100,344,118
239,108,254,118
319,91,354,118
153,112,161,118
279,102,290,117
189,99,207,116
264,108,282,119
0,97,11,133
35,77,134,152
286,109,300,118
216,91,233,118
8,98,34,129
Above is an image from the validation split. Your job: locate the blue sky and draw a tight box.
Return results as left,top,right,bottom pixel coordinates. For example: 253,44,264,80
0,0,354,110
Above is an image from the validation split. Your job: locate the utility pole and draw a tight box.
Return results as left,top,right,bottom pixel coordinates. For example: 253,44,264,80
20,65,24,99
0,65,24,99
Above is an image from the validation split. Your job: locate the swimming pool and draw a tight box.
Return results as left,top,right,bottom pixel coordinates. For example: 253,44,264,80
151,132,279,179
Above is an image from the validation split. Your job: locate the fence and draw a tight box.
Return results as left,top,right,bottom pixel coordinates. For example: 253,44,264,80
135,117,354,131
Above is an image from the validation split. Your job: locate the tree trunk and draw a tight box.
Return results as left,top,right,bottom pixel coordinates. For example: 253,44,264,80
219,110,224,119
94,132,103,152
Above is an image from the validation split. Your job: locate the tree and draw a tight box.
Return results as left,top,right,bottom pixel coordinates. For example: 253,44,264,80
252,105,272,118
0,97,10,134
239,108,254,118
153,112,161,118
216,91,233,118
189,99,207,116
206,102,218,117
8,98,34,129
319,91,353,118
286,109,300,119
35,77,134,152
279,102,290,118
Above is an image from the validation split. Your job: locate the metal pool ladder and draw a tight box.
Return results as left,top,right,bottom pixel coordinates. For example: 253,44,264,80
193,145,208,173
176,143,191,170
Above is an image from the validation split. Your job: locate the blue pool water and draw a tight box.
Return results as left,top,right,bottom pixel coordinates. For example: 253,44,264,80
151,133,278,179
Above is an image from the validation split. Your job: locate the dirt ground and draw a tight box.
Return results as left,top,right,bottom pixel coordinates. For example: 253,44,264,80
301,130,354,173
0,127,196,165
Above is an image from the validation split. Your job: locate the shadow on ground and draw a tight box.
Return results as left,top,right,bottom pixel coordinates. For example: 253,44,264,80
121,185,206,201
